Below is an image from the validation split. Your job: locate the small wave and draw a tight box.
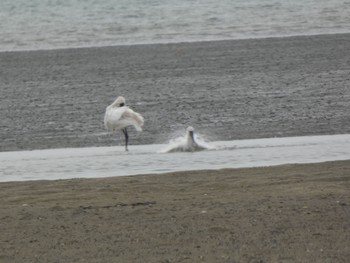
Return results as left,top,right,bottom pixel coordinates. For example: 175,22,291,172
159,129,214,153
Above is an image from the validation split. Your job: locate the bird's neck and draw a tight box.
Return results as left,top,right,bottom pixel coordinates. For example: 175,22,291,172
186,134,196,146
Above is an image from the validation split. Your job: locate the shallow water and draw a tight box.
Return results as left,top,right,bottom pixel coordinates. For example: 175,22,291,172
1,0,350,51
1,134,349,182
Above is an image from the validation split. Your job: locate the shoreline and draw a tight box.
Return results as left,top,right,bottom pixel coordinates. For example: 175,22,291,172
1,32,350,54
1,158,350,184
0,32,350,53
1,160,349,262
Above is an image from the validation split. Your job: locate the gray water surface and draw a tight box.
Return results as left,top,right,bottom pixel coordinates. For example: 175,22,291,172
1,0,350,51
1,134,349,182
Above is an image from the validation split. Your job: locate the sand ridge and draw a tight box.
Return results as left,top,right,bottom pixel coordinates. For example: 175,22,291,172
0,160,349,262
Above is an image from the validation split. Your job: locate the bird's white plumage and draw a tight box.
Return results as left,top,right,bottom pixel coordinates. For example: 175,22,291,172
104,96,144,132
162,126,208,153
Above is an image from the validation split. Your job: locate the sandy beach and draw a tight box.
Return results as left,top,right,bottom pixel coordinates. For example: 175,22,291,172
0,160,349,262
1,33,350,151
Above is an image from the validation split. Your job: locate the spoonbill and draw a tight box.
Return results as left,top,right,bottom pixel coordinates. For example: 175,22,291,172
104,96,144,151
164,126,208,153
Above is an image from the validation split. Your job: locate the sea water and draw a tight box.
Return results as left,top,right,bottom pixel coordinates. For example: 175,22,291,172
0,134,349,182
1,0,350,51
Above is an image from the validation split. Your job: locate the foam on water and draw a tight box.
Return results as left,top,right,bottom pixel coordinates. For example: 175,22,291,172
0,134,349,182
159,130,213,153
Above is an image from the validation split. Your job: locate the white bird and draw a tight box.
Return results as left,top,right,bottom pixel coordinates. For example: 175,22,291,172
164,126,207,153
104,96,144,151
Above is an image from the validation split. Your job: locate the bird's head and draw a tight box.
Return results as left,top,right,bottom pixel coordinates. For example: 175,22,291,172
186,126,195,140
115,96,126,107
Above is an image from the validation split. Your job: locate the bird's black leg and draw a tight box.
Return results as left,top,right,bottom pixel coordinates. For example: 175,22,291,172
122,128,129,151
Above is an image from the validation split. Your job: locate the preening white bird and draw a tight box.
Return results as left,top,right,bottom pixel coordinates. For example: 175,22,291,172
104,96,144,151
165,126,207,153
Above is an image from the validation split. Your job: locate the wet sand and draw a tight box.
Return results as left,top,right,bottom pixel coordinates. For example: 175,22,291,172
0,160,349,262
1,33,350,151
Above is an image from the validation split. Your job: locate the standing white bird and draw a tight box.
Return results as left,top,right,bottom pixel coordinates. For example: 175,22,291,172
104,96,144,151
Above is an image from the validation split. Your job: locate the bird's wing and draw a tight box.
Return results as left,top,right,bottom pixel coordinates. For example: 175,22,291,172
104,107,125,130
122,108,144,131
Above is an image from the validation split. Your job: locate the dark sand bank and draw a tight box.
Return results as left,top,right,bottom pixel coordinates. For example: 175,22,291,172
1,34,350,151
0,160,349,262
